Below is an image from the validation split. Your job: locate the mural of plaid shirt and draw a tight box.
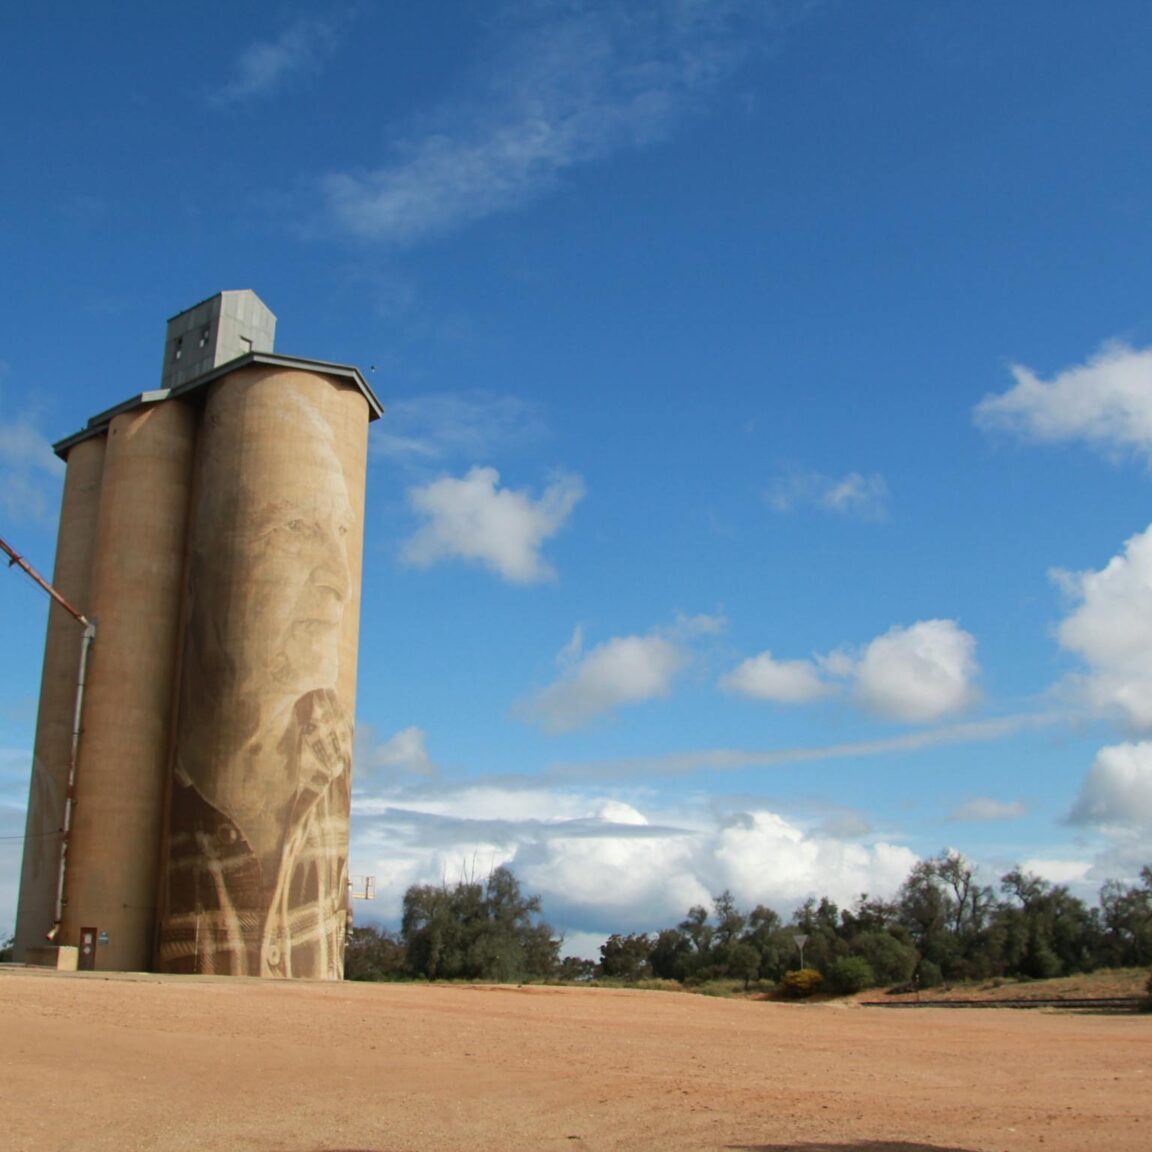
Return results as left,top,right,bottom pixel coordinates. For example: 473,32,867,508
158,688,351,978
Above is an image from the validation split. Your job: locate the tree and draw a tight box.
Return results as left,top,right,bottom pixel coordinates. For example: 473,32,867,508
400,867,560,982
741,904,792,982
998,868,1095,979
649,927,694,981
599,933,653,981
344,925,406,981
1097,870,1152,967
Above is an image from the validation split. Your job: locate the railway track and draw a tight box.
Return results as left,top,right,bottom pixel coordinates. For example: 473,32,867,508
861,996,1145,1011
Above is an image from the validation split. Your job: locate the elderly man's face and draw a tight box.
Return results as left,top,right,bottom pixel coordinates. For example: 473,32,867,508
238,457,354,698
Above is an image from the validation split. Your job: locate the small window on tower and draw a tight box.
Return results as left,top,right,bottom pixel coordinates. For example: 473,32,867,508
199,326,211,348
174,337,183,362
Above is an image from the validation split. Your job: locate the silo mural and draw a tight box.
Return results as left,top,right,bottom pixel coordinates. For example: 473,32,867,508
12,291,380,978
157,368,369,978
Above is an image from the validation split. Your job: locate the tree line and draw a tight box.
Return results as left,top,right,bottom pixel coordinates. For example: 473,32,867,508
345,853,1152,992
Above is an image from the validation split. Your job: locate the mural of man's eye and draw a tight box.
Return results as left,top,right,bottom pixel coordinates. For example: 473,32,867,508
287,519,303,532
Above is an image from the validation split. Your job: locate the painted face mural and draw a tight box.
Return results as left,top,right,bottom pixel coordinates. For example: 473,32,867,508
158,374,361,979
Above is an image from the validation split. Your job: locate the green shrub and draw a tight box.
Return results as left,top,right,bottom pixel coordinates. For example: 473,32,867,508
853,930,917,985
633,978,685,993
916,959,944,989
826,955,875,995
779,968,823,998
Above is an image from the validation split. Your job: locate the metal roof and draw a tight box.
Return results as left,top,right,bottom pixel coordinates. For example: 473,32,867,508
53,352,383,459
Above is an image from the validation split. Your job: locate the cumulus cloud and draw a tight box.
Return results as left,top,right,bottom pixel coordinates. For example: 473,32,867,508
519,624,693,733
402,466,583,583
1054,523,1152,729
348,780,918,951
720,651,833,704
322,1,812,244
722,620,980,724
372,392,545,465
0,414,64,525
1068,741,1152,829
213,17,342,104
852,620,980,723
766,469,889,520
950,797,1027,822
974,340,1152,464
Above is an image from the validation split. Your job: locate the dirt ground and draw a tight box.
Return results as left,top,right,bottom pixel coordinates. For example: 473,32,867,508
1,967,1148,1152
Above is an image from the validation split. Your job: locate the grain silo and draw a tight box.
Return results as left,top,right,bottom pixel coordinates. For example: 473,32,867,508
12,291,381,978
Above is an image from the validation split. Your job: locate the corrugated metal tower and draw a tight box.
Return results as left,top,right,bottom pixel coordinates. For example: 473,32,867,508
12,291,381,978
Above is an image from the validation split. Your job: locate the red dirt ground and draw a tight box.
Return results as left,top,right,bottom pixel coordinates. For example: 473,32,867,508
2,967,1148,1152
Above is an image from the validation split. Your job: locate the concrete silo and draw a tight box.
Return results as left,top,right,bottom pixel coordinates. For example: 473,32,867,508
60,400,198,972
157,364,371,978
12,436,105,962
13,291,380,978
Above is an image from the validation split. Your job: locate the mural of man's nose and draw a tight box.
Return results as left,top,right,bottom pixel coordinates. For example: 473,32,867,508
312,536,351,603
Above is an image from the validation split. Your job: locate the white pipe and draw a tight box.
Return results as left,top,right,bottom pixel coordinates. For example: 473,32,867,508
50,620,96,937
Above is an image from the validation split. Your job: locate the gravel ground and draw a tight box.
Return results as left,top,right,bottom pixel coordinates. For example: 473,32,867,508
2,967,1148,1152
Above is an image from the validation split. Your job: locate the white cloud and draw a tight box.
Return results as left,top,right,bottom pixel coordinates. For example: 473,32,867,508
1068,741,1152,830
1054,523,1152,729
372,392,545,464
766,469,889,520
519,626,690,733
852,620,979,723
348,779,918,953
0,415,64,525
974,340,1152,464
322,2,810,244
213,17,342,104
1019,858,1092,887
722,620,980,724
720,651,833,704
402,466,583,584
950,797,1027,822
354,726,437,787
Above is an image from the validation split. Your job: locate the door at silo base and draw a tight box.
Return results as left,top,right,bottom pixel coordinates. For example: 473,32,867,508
79,927,97,971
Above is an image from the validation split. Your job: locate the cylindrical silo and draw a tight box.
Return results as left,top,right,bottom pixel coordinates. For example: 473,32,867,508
158,364,369,978
61,399,198,971
13,436,107,961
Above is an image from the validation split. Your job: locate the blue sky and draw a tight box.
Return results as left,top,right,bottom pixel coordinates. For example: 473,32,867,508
4,1,1152,957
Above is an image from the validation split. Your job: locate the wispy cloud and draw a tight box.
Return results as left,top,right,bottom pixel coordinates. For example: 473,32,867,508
766,468,890,520
0,413,64,526
541,712,1059,784
321,1,816,244
354,725,438,790
950,797,1027,822
974,340,1152,465
401,465,584,584
517,614,724,733
372,391,546,465
212,16,343,105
